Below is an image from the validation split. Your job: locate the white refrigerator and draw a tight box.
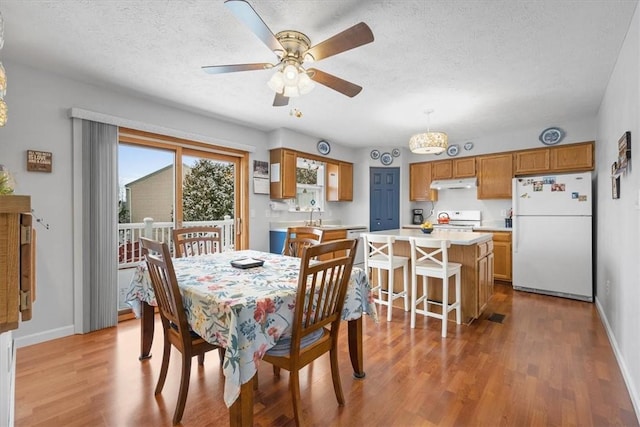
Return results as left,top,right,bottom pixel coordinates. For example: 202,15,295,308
512,171,593,301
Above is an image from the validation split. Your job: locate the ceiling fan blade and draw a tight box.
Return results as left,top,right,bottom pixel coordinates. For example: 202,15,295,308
202,63,273,74
273,92,289,107
308,68,362,97
224,0,284,53
304,22,374,61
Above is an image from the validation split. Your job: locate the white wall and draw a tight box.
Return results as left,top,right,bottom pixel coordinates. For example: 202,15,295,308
595,3,640,417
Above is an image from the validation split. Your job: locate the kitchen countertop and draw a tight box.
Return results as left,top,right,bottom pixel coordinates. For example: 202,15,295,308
368,228,493,246
270,221,367,232
403,224,512,232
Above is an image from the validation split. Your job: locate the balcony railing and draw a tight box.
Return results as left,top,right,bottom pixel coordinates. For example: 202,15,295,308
117,216,235,268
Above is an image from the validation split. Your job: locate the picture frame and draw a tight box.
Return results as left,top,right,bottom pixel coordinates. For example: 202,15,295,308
253,160,269,194
617,131,631,174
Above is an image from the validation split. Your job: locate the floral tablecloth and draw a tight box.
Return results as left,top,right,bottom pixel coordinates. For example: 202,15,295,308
125,249,378,407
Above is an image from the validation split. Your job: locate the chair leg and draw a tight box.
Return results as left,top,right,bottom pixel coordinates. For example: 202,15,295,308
387,268,394,321
403,264,410,312
410,269,418,329
173,353,192,425
218,347,226,367
155,336,171,395
441,276,449,338
197,353,205,365
455,272,462,325
329,347,345,405
289,369,303,426
273,365,281,377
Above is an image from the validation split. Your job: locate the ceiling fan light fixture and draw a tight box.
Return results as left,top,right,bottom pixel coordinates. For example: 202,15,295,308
267,70,285,93
0,99,7,127
282,64,299,85
297,72,315,95
283,84,300,98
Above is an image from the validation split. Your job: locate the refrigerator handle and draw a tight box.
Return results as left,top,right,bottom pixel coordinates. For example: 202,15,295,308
512,216,518,253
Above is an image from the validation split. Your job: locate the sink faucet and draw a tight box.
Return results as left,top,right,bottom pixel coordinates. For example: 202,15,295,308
307,207,321,226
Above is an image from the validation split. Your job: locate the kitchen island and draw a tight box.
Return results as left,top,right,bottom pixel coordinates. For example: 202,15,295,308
367,229,494,323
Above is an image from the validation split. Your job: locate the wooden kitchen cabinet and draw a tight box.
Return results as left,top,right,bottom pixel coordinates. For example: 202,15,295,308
476,240,494,315
514,141,594,175
477,153,513,199
453,157,476,177
326,161,353,201
409,162,438,201
550,141,594,172
269,148,297,199
491,231,512,282
431,160,453,180
431,157,476,180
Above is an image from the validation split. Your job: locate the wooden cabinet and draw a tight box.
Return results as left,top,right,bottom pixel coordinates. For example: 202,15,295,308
1,195,35,333
551,142,594,172
326,162,353,201
431,160,453,180
490,231,512,282
477,154,513,199
409,162,438,201
431,157,476,180
269,148,297,199
476,240,494,315
453,157,476,177
514,149,551,175
514,141,594,175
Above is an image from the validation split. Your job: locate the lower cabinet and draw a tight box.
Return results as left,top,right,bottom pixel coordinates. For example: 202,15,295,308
476,240,494,315
492,231,512,282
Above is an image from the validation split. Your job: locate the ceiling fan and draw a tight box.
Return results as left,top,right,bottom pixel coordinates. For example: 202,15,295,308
202,0,374,107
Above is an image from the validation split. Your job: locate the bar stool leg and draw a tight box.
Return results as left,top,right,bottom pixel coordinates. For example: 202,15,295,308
402,263,409,312
455,272,462,325
387,267,394,321
441,276,449,338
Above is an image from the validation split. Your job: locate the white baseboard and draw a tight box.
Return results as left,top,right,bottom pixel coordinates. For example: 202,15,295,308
595,296,640,422
13,325,75,349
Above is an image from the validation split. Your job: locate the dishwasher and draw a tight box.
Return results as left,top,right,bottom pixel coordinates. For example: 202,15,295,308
346,227,368,268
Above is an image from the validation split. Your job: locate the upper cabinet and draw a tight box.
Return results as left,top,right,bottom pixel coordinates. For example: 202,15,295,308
453,157,476,178
326,162,353,202
431,160,453,180
514,141,594,175
409,162,438,201
269,148,297,199
477,153,513,199
431,158,476,180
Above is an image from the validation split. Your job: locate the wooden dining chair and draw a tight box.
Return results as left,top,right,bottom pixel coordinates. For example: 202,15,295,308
282,226,325,258
140,237,224,425
262,238,358,426
172,225,223,257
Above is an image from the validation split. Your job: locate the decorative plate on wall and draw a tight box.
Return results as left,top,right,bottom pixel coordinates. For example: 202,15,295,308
447,144,460,157
391,148,401,157
464,142,474,151
380,152,393,165
317,139,331,155
539,127,565,145
370,149,380,160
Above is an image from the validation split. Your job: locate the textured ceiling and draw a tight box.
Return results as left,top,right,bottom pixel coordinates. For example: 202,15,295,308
1,0,638,148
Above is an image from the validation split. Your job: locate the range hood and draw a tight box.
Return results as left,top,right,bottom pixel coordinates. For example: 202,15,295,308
430,177,477,190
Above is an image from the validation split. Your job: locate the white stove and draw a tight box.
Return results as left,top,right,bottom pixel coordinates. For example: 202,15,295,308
432,210,481,232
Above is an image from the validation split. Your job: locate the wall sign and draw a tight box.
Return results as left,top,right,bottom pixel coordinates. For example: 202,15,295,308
26,150,52,173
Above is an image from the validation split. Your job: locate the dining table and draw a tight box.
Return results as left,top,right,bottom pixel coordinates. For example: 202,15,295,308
124,249,378,426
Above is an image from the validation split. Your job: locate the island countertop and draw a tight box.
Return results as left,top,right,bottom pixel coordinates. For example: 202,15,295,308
368,229,493,245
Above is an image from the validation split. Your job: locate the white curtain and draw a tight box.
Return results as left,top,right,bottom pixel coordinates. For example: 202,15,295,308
81,120,118,332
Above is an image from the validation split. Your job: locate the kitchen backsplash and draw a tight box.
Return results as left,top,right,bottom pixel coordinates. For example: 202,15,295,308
411,187,512,226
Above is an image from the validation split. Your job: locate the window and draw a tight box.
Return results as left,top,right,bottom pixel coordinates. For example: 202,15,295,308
289,157,325,212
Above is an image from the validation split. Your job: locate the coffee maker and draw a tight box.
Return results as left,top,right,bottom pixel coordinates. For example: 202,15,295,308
412,209,424,225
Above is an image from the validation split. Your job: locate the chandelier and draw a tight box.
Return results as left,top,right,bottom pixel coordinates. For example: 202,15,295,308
409,110,447,154
267,62,315,98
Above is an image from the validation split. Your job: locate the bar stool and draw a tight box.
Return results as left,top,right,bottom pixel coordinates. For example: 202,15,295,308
409,237,461,337
363,234,409,321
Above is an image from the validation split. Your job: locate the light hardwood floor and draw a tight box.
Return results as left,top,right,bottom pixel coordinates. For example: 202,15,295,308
15,283,639,426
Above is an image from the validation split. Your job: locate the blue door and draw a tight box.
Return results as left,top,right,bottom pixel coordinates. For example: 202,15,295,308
369,167,400,231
